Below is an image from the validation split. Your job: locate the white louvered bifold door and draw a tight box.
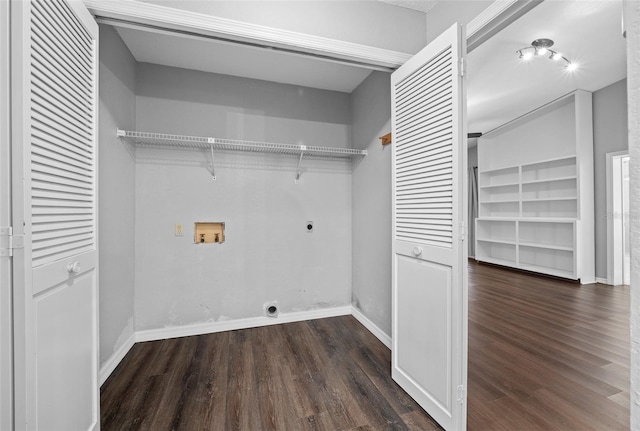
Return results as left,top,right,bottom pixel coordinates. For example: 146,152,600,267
391,24,468,431
31,0,96,271
11,0,99,429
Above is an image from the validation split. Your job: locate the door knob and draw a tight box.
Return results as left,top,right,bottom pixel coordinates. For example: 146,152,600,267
67,262,81,274
412,246,423,256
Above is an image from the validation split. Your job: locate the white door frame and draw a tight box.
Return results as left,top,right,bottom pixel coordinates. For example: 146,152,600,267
606,150,630,285
0,1,13,429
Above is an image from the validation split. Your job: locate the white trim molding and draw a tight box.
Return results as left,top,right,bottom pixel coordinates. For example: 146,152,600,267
97,306,385,385
134,306,352,343
606,150,630,286
99,333,136,386
83,0,412,71
467,0,543,52
351,306,392,349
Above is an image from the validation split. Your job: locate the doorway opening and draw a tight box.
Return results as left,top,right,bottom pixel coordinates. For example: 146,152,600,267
607,151,631,285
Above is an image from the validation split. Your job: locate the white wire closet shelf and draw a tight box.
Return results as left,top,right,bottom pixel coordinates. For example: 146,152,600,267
117,129,367,181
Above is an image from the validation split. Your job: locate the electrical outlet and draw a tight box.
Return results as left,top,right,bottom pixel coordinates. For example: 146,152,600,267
175,223,184,236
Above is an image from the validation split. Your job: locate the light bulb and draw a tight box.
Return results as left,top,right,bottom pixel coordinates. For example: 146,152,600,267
566,62,578,72
522,51,533,61
537,47,547,56
551,52,563,61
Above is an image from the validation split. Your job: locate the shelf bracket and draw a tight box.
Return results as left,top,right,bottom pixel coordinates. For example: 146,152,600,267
208,139,216,180
295,145,306,184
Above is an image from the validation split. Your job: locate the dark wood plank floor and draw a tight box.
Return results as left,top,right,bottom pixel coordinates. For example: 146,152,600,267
467,261,629,430
101,315,442,431
101,261,630,430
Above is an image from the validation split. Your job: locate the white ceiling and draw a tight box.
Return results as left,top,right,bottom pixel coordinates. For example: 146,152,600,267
115,26,374,93
377,0,439,13
115,0,627,122
467,0,626,135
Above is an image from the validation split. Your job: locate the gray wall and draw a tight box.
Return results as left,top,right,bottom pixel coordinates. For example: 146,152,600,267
133,64,353,330
350,71,393,336
98,25,137,366
140,0,428,54
593,79,628,279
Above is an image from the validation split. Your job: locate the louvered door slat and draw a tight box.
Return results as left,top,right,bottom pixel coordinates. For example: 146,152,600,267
32,66,91,115
31,238,94,262
47,0,92,46
32,161,92,184
32,119,92,161
397,117,453,145
33,80,91,126
33,0,92,64
30,0,96,268
398,135,451,157
397,108,451,137
397,136,450,157
32,173,92,193
33,129,93,160
397,142,451,163
30,225,94,242
33,141,93,171
397,176,453,189
33,197,93,209
398,209,453,215
395,67,452,115
396,103,451,136
31,29,91,92
396,156,452,174
32,220,94,233
32,188,93,200
32,102,91,144
32,87,91,137
32,183,93,198
396,77,452,120
33,124,92,157
394,46,454,248
32,149,92,174
396,124,453,150
397,166,451,180
397,181,453,194
395,48,450,98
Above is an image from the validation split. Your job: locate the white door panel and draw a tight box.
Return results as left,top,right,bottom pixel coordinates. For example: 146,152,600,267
391,23,467,431
11,0,99,429
36,271,97,430
395,255,451,409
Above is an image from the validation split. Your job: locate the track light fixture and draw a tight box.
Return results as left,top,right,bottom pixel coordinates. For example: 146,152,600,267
516,38,577,71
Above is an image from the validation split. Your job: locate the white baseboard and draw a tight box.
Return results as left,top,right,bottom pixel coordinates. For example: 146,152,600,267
135,305,352,343
351,306,392,349
99,305,375,385
595,277,610,285
99,332,135,386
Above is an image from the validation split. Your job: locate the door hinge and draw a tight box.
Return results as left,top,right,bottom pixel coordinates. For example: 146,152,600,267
459,57,465,77
0,227,25,257
459,221,466,242
457,385,465,405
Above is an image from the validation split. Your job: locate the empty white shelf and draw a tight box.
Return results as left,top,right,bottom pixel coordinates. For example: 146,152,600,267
521,175,577,185
517,241,574,252
477,238,516,245
117,129,367,181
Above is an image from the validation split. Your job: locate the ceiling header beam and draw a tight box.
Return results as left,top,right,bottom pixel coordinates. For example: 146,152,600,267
83,0,413,71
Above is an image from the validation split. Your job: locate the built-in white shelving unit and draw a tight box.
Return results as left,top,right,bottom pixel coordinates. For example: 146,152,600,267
475,91,594,283
117,129,367,181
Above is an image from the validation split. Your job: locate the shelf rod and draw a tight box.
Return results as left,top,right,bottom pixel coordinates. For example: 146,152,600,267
208,139,216,180
295,146,306,183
